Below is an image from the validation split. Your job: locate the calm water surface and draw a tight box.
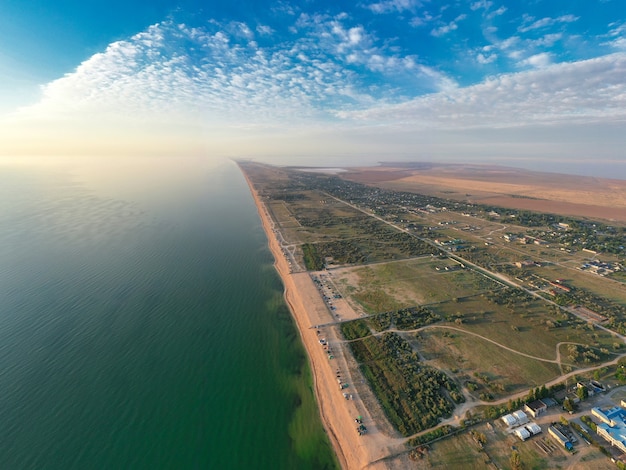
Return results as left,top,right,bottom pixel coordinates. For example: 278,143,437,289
0,157,337,469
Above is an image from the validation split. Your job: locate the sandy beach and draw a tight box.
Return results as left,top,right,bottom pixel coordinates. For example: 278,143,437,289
242,173,399,470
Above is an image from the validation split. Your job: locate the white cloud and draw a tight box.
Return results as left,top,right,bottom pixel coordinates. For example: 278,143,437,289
431,14,466,37
518,52,552,68
499,36,520,50
470,1,492,11
603,21,626,50
294,12,456,91
12,15,458,133
409,11,434,27
13,20,364,127
366,0,422,14
607,37,626,50
486,6,507,20
483,31,561,67
336,53,626,130
7,15,624,161
477,52,497,64
530,33,562,47
518,14,579,33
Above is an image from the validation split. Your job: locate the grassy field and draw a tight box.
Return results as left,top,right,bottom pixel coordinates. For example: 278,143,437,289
332,257,503,313
334,256,623,366
416,328,562,398
423,431,493,469
426,296,622,363
332,252,624,400
537,264,626,307
269,190,370,244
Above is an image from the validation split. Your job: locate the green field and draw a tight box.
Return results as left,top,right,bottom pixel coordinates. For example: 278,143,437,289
416,328,562,398
334,257,623,369
333,257,503,313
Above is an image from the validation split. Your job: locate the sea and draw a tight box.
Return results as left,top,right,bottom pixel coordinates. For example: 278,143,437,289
0,156,337,469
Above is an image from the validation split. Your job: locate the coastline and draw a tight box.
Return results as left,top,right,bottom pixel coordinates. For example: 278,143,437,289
241,169,393,470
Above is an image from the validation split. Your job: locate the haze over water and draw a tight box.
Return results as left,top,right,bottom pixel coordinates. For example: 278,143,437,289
0,157,336,469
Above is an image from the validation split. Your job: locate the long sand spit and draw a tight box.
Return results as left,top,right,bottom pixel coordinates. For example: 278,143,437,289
242,172,396,470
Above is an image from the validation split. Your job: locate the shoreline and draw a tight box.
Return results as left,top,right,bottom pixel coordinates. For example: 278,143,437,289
241,169,393,470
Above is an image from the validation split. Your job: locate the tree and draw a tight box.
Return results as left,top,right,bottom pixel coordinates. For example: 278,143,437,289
576,385,589,401
563,397,575,413
510,450,523,470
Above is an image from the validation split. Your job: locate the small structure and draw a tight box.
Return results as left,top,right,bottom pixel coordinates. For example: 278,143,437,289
589,381,605,394
525,400,548,418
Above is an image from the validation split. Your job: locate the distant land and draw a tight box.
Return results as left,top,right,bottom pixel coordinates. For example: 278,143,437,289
333,162,626,224
241,160,626,469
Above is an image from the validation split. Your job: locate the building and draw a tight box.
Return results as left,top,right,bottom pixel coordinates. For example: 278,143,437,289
541,397,558,408
526,422,542,435
548,425,573,451
513,410,528,425
514,422,542,442
525,400,547,418
592,407,626,453
502,410,529,428
501,414,517,427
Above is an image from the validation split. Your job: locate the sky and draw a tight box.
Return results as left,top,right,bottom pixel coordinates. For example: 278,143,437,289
1,0,626,174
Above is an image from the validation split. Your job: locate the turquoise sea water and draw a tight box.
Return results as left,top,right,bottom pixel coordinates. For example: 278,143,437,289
0,157,337,469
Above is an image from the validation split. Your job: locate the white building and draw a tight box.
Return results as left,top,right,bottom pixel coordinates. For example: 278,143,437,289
526,422,542,435
513,410,528,425
501,414,517,427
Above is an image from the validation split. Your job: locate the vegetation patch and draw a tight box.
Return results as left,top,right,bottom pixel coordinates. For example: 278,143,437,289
349,332,463,436
394,306,441,330
302,243,324,270
367,312,392,331
339,320,371,340
417,328,562,398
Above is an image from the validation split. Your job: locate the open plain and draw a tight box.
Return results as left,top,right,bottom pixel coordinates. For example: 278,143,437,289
340,163,626,223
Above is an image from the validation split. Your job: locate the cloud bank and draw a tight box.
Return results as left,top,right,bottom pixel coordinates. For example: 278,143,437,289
2,13,626,161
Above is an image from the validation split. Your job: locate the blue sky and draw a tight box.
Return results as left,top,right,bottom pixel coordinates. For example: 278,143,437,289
1,0,625,172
